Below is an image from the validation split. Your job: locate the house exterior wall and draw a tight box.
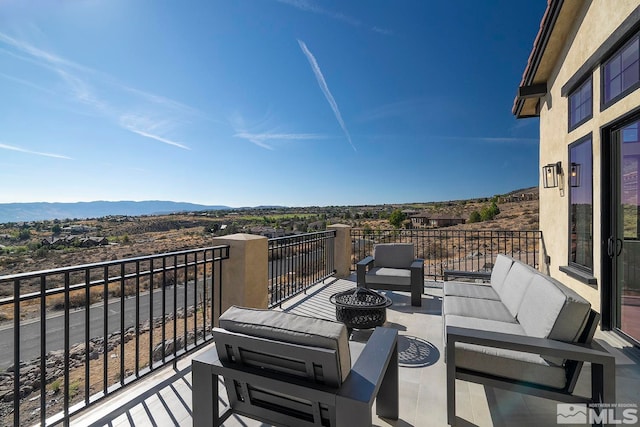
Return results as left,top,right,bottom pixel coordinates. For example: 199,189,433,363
539,1,640,311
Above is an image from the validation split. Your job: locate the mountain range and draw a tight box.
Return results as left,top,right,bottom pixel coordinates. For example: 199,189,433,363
0,201,231,223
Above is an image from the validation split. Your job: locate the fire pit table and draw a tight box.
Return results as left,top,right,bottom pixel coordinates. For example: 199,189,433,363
329,287,392,330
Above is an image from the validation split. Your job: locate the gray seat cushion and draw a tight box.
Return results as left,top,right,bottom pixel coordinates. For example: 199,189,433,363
365,267,411,287
373,243,414,268
443,281,500,300
219,306,351,382
445,315,526,336
444,296,517,323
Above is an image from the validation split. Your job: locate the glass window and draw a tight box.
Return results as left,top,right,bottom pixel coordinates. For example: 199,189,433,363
569,136,593,270
603,35,640,106
569,77,592,130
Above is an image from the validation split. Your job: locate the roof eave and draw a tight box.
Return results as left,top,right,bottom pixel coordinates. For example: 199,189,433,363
513,0,568,118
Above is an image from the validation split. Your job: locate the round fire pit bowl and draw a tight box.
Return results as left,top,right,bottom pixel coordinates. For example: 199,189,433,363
329,287,392,330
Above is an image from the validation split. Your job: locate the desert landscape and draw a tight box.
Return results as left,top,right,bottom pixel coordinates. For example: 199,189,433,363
0,188,538,281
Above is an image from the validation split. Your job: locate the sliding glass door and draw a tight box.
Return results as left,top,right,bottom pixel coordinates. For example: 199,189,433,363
611,117,640,343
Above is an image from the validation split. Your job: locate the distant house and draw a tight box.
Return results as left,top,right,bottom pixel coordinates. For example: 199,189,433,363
410,213,465,228
41,235,107,248
428,215,465,228
63,225,97,234
80,236,109,247
249,227,285,238
410,213,430,228
500,189,539,203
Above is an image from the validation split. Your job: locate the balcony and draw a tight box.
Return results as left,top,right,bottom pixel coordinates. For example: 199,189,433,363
1,227,639,426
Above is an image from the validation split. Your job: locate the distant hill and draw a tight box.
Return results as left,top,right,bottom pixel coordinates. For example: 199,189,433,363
0,201,231,223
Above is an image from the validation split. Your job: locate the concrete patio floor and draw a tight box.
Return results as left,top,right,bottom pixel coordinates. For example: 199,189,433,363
72,275,640,427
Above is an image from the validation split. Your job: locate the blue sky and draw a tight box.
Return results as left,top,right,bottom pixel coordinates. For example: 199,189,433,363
0,0,543,207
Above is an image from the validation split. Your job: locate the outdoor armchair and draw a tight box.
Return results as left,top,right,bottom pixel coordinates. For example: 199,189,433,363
357,243,424,306
192,306,399,427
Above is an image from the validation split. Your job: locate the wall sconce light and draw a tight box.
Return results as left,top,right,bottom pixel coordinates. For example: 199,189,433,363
542,161,563,188
570,162,581,187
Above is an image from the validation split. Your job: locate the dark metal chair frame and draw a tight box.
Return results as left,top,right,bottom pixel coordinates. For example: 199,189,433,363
356,256,424,307
192,326,399,427
446,310,616,426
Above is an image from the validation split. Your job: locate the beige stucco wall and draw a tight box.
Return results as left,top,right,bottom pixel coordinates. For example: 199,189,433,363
538,0,640,310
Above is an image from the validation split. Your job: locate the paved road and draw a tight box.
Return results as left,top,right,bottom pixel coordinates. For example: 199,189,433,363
0,250,327,371
0,281,210,370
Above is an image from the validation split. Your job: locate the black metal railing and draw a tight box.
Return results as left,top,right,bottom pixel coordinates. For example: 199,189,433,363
268,230,336,307
351,229,542,280
0,245,229,427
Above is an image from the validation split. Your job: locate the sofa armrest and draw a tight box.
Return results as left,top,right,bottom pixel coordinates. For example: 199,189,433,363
443,270,491,282
356,256,375,286
446,326,614,365
445,326,616,425
446,325,615,400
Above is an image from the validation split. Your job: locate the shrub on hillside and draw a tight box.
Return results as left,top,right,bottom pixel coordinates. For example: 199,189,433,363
468,211,482,223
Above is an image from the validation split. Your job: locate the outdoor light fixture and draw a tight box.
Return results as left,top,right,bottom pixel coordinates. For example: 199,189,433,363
542,161,563,188
570,162,581,187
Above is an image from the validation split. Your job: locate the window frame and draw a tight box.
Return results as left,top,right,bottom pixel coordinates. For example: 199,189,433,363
601,31,640,110
568,76,593,132
567,133,594,273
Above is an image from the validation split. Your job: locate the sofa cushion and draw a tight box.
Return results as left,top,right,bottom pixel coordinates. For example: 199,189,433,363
517,274,591,365
373,243,414,268
444,296,517,323
455,343,568,389
443,281,500,300
445,315,526,336
219,306,351,383
496,262,536,317
517,274,591,341
490,255,515,294
365,267,411,287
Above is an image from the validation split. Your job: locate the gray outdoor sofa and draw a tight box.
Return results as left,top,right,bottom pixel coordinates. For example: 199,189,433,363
443,255,616,425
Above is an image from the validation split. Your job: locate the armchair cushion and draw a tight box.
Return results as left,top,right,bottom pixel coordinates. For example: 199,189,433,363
219,306,352,383
373,243,414,268
365,267,411,286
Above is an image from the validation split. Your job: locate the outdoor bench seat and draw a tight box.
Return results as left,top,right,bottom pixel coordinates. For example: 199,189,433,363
443,254,616,425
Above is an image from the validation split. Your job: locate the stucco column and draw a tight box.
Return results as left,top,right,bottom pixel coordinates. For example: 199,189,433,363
328,224,351,278
212,234,268,321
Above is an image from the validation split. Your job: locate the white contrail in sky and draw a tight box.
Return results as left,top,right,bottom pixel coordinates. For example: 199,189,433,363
234,131,324,150
297,40,356,152
0,143,72,159
126,128,191,150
